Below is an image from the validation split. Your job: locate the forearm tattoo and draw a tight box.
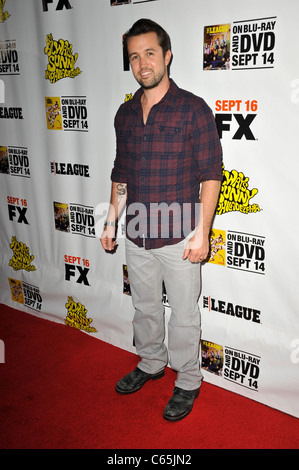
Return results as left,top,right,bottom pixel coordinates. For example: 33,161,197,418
116,183,127,203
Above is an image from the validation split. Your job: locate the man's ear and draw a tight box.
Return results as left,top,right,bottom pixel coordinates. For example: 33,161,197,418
165,49,172,67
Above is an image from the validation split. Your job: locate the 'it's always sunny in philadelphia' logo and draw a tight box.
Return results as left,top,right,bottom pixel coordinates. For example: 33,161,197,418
217,167,261,215
0,0,10,22
65,296,97,333
44,34,81,83
9,236,36,272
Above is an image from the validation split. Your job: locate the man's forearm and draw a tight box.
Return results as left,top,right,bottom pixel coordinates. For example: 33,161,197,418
101,182,127,252
106,182,127,223
197,179,221,238
183,179,221,262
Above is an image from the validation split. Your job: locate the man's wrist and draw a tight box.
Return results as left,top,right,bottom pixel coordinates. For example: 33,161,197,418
104,220,117,227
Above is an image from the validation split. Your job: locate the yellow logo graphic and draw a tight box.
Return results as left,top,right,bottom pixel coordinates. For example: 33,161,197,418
217,167,260,215
0,146,9,174
45,97,62,130
44,34,81,84
208,229,226,266
9,236,36,272
0,0,10,23
124,93,133,102
8,278,24,304
65,296,97,333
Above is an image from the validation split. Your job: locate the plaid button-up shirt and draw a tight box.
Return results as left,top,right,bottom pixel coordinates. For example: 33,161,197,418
111,80,223,249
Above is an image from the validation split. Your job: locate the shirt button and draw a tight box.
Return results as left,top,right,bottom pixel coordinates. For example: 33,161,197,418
143,136,147,141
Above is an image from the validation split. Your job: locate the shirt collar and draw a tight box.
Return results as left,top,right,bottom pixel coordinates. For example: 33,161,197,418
130,78,179,110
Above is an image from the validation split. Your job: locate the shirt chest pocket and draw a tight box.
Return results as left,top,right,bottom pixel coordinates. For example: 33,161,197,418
152,123,186,156
116,127,138,156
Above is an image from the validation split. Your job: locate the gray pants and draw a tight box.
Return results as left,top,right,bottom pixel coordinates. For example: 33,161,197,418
125,237,203,390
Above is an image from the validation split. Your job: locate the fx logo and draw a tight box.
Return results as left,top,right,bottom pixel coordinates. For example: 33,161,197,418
65,264,90,286
8,205,29,224
215,114,257,140
42,0,72,11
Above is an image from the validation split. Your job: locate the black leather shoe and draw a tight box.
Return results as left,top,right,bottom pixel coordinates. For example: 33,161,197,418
163,386,200,421
115,367,165,394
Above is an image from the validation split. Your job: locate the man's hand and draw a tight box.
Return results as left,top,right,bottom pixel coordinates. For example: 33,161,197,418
183,179,221,263
100,225,117,252
182,232,210,263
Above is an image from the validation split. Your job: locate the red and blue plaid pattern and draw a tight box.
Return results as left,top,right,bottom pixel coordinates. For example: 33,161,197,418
111,80,223,249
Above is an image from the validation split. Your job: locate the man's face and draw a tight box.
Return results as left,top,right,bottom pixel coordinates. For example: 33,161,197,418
127,32,171,90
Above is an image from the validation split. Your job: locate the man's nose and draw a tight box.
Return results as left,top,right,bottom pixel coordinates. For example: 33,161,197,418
140,55,148,68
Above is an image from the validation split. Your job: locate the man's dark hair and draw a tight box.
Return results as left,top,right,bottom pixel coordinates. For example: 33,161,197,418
123,18,172,59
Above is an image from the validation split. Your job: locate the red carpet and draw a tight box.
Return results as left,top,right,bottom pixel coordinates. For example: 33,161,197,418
0,303,298,450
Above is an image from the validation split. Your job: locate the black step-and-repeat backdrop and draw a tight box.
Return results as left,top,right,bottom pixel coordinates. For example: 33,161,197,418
0,0,298,418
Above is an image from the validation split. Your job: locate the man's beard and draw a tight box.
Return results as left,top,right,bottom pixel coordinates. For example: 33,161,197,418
135,69,166,89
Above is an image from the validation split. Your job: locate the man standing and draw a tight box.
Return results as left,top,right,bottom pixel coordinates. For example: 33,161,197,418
101,19,223,421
